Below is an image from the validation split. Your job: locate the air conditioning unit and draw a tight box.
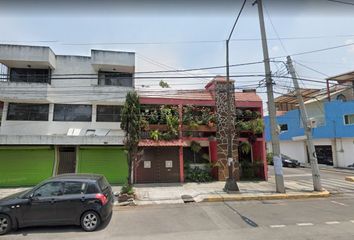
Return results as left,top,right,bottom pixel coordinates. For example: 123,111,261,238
307,118,317,128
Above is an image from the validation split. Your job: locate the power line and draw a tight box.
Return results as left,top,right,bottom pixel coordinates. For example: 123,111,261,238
271,41,354,58
328,0,354,6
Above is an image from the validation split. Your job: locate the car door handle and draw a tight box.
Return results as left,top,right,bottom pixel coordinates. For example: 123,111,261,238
50,198,56,204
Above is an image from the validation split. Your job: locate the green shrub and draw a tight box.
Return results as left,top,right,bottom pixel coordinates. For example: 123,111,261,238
120,183,134,195
186,167,212,183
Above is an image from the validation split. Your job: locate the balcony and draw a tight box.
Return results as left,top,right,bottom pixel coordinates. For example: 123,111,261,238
0,44,56,69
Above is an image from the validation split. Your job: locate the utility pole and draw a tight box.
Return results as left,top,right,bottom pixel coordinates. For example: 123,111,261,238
224,0,247,192
286,56,322,191
254,0,285,193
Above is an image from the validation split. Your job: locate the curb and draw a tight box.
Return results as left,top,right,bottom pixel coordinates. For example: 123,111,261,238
320,168,354,174
345,176,354,182
201,190,330,202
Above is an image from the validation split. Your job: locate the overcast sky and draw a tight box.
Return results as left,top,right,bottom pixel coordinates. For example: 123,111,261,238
1,0,354,99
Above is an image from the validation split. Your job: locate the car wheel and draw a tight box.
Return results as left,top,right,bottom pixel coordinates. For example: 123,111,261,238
81,211,100,232
0,214,11,235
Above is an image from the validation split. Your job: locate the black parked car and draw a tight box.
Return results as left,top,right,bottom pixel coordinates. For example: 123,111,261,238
281,154,301,168
0,174,114,235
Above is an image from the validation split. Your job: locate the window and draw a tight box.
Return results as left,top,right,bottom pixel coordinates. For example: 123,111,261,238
336,94,346,102
10,68,50,83
53,104,92,122
183,147,210,164
96,105,122,122
279,124,288,132
33,182,63,197
63,182,86,195
344,114,354,125
86,183,99,194
98,71,133,87
7,103,49,121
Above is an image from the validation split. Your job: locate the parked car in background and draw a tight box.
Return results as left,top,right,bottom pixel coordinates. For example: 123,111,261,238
0,174,114,235
281,154,301,168
267,153,300,168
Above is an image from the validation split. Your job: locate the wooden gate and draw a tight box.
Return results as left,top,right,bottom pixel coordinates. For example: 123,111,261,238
136,147,180,183
57,146,76,175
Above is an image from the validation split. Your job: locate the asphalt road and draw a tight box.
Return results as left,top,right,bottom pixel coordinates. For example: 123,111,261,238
270,165,354,194
2,167,354,240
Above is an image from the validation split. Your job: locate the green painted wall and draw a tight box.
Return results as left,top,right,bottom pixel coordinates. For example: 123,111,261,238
0,148,55,187
78,147,128,184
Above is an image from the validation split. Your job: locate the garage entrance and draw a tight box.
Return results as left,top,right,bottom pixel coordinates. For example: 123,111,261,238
315,145,333,166
136,147,180,183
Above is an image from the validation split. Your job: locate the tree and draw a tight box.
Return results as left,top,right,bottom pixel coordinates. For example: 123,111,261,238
121,91,141,185
159,80,170,88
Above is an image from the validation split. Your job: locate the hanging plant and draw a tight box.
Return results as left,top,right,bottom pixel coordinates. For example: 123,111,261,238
150,130,161,141
240,141,251,155
140,117,149,130
190,141,202,153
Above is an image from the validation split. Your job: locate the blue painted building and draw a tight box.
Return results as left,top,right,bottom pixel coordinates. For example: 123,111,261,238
264,100,354,168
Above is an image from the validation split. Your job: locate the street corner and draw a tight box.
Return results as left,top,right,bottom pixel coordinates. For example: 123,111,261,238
200,190,330,203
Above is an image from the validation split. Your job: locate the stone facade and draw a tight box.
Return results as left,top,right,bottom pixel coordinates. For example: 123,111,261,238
215,81,239,180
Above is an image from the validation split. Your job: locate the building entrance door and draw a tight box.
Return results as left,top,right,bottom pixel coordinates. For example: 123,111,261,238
57,146,76,174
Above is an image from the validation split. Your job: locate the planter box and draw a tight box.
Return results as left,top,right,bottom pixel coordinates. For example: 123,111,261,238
117,193,136,202
182,125,216,132
144,124,168,131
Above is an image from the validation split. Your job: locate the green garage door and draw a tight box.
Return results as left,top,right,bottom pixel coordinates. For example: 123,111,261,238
0,147,55,187
78,147,128,184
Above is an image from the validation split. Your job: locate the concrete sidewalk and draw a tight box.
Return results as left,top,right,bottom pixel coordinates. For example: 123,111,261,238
114,177,329,205
0,177,330,206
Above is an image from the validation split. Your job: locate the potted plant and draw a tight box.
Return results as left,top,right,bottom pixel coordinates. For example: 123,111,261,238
118,183,136,203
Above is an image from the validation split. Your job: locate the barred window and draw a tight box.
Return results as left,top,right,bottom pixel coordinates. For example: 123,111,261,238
10,68,51,84
96,105,122,122
98,71,133,87
7,103,49,121
53,104,92,122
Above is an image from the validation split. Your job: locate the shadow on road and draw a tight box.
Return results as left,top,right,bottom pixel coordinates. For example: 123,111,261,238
223,202,258,228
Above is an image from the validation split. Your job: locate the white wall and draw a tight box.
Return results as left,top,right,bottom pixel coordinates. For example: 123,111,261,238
266,141,308,164
0,47,134,143
334,138,354,168
0,102,123,136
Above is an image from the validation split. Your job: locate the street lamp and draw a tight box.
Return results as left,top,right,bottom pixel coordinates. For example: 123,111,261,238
223,0,247,192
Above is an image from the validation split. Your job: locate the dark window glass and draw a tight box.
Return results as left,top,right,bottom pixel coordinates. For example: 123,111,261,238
86,183,100,194
280,124,288,131
33,182,63,197
183,147,209,164
7,103,49,121
98,176,110,191
98,71,133,87
10,68,50,83
63,182,86,195
53,104,92,122
96,105,122,122
344,114,354,125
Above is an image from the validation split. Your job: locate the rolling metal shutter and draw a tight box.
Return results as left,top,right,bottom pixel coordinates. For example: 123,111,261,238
0,147,55,187
78,147,128,184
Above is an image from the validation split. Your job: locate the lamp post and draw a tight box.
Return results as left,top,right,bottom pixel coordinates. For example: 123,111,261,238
223,0,247,192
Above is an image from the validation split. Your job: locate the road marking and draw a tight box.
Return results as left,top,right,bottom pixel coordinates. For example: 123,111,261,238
270,225,286,228
331,200,348,206
325,221,340,225
296,223,314,226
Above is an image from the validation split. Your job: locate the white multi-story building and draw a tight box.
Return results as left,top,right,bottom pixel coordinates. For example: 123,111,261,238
0,44,134,186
